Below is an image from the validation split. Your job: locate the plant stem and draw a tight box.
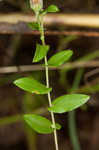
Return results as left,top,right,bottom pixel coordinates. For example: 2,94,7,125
44,56,59,150
37,15,59,150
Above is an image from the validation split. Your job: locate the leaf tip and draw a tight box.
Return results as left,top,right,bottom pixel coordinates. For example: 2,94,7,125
49,87,52,92
86,95,90,101
13,79,18,86
32,58,37,63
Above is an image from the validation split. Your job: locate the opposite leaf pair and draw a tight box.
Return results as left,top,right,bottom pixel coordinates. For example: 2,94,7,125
33,43,73,67
14,75,90,134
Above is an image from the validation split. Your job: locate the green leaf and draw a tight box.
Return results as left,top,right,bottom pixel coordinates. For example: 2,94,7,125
24,114,53,134
14,77,52,94
48,50,73,67
48,94,90,113
54,123,61,130
44,5,59,13
33,44,50,62
24,114,61,134
28,22,39,30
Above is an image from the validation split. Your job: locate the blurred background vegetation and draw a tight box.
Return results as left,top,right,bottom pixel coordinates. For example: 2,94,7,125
0,0,99,150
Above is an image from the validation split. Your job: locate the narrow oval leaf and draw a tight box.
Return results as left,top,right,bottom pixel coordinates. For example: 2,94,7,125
48,50,73,67
24,114,61,134
45,5,59,13
33,44,50,62
14,77,52,94
28,22,39,30
48,94,90,113
24,114,53,134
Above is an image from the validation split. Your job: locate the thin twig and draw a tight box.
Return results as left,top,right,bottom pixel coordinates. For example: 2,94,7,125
1,13,99,37
2,28,99,37
1,13,99,28
0,60,99,74
84,68,99,85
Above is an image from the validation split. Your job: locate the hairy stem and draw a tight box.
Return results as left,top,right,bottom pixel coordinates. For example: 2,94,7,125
37,15,59,150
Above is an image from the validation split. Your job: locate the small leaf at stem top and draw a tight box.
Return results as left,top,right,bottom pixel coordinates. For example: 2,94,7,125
33,44,50,62
14,77,52,94
48,94,90,113
45,5,59,13
41,5,59,15
48,50,73,67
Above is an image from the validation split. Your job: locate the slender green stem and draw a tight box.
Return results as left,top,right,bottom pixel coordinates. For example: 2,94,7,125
37,14,59,150
44,56,59,150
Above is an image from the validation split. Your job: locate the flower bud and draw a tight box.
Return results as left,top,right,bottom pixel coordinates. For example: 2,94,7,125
30,0,43,13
